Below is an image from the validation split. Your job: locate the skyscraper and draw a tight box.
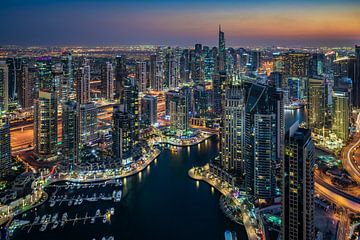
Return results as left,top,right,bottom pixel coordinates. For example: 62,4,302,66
61,52,74,101
218,25,226,72
282,122,315,240
141,95,157,126
34,91,58,156
136,61,149,92
354,45,360,108
114,55,127,99
6,57,23,102
307,77,327,133
332,88,350,143
113,105,133,165
244,82,283,201
62,100,79,164
78,102,98,147
34,57,58,157
101,61,114,101
76,60,91,105
122,81,139,145
220,84,245,178
0,61,9,112
18,64,37,109
0,115,11,179
169,93,189,133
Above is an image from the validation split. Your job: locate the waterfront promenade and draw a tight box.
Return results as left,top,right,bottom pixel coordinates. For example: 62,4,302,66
188,164,260,240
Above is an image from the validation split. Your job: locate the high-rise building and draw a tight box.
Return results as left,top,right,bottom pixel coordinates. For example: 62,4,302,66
122,81,139,145
212,72,227,115
193,85,211,117
169,93,189,133
0,115,11,179
76,60,91,105
18,64,37,109
244,82,283,201
220,84,245,178
0,61,9,112
61,52,74,101
218,25,226,72
34,91,58,156
6,57,23,102
354,45,360,108
141,95,157,126
36,56,55,92
114,55,127,99
282,123,315,240
307,77,327,132
332,88,350,143
101,61,114,101
112,105,133,165
62,100,79,164
136,61,149,92
78,102,98,147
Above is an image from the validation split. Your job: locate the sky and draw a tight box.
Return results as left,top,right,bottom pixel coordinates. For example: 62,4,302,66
0,0,359,47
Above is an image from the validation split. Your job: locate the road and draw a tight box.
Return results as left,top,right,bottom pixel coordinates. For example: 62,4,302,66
341,133,360,183
336,208,350,240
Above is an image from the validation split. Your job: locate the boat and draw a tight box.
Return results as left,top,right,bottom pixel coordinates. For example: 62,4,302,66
65,184,70,190
51,221,58,230
114,191,122,202
33,216,40,224
108,237,114,240
74,199,78,206
78,198,83,205
110,208,115,215
68,200,73,206
96,209,100,216
102,216,107,223
76,184,81,189
49,201,56,207
45,215,51,223
90,217,95,224
40,215,46,224
51,213,58,223
40,224,48,232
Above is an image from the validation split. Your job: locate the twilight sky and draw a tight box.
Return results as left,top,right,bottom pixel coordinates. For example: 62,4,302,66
0,0,359,47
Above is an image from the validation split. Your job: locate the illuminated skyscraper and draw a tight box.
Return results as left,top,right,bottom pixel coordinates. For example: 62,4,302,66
307,77,327,133
282,123,315,240
62,100,79,164
220,84,245,178
34,91,58,156
136,61,149,92
0,61,9,112
34,57,58,157
354,45,360,108
122,80,140,146
113,105,133,165
244,82,283,201
76,60,91,105
78,102,98,147
332,88,350,143
101,61,114,101
169,92,189,133
0,115,11,179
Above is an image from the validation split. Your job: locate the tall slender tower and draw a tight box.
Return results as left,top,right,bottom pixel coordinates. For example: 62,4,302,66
0,61,9,112
101,61,114,101
61,52,74,101
0,115,11,179
355,45,360,108
244,82,283,201
220,84,245,178
62,100,79,164
76,60,91,105
218,25,226,72
34,57,58,156
282,122,315,240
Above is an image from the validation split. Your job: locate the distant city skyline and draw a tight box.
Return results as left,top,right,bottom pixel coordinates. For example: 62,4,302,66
0,0,359,47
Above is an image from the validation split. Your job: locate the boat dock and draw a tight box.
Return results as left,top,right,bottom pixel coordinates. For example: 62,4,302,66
19,209,114,233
